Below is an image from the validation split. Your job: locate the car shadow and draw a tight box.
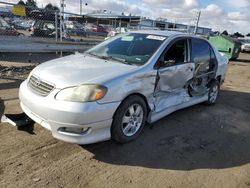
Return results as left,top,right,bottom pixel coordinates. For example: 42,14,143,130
234,58,250,64
17,123,35,135
2,113,36,135
82,90,250,170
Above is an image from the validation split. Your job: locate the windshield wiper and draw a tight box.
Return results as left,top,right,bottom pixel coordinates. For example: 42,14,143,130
85,52,133,65
85,52,100,58
108,56,133,65
85,52,111,61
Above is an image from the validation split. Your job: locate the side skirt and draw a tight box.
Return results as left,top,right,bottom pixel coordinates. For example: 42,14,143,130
148,95,208,124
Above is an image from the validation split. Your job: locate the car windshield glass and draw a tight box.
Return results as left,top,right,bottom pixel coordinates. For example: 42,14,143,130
86,33,167,65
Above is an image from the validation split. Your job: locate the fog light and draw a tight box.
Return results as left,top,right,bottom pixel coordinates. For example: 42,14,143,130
59,127,90,135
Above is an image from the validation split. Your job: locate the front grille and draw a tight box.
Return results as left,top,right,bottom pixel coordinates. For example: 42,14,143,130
28,75,55,96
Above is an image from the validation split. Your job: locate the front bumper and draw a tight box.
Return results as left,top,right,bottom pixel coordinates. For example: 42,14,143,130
19,80,120,144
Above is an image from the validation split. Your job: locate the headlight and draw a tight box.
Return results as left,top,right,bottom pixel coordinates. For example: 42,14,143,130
55,84,107,102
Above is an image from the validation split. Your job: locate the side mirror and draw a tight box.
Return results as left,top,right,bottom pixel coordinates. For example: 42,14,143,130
156,59,175,69
156,59,174,67
164,59,176,66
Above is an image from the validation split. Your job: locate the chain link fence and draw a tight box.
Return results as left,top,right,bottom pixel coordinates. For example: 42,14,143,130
0,1,131,78
0,1,211,79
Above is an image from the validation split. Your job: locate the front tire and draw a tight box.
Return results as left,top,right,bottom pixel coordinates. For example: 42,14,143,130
111,96,147,143
205,80,220,105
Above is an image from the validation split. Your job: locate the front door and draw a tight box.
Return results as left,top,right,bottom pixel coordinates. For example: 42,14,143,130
154,39,195,112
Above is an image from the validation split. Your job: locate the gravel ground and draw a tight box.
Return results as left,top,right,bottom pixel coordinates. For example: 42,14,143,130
0,53,250,188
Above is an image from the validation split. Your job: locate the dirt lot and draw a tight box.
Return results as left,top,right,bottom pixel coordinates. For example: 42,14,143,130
0,53,250,188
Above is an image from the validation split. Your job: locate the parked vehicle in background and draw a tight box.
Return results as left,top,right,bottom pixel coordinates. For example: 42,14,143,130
100,24,112,33
0,16,24,36
19,31,229,145
30,20,69,39
108,27,129,37
7,17,34,30
30,20,56,37
85,23,109,37
91,24,108,33
239,38,250,53
65,21,86,37
13,19,34,30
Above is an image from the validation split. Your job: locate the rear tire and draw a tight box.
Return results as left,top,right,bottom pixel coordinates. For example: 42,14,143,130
111,96,147,143
205,80,220,105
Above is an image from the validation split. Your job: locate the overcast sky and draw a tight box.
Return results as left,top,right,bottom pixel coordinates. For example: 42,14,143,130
3,0,250,34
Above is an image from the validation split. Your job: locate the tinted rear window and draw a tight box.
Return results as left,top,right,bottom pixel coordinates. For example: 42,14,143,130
192,39,210,63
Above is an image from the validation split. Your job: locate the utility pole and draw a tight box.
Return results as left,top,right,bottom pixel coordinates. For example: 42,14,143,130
59,0,66,56
194,10,201,34
55,11,58,42
60,0,65,42
80,0,82,15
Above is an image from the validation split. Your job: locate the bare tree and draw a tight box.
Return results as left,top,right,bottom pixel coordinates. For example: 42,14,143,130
26,0,37,8
233,32,244,38
222,30,229,36
45,3,59,11
17,0,25,6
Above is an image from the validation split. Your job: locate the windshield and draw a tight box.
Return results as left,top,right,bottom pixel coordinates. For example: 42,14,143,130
86,33,167,65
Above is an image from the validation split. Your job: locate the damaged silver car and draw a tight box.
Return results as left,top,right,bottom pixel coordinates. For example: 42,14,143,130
19,31,228,144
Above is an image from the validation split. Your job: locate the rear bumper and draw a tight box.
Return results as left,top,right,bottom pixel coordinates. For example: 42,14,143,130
19,80,120,144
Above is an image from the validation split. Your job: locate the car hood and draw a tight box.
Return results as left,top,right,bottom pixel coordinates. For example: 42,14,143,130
32,53,137,88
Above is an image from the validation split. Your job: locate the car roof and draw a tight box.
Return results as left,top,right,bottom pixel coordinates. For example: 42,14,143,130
129,30,192,37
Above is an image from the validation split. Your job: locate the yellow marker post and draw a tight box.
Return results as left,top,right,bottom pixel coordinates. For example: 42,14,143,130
11,5,26,17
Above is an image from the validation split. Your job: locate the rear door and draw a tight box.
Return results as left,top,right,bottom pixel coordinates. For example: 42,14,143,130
188,38,218,96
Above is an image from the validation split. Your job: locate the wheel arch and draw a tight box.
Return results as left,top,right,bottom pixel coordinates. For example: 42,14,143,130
216,75,222,84
207,76,221,87
110,93,151,143
112,93,152,120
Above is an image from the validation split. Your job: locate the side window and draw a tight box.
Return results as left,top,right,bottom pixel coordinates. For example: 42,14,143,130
209,47,217,71
192,39,210,64
160,39,188,67
192,39,216,73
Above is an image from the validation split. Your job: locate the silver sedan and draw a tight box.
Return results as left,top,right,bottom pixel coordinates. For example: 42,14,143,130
19,30,228,144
